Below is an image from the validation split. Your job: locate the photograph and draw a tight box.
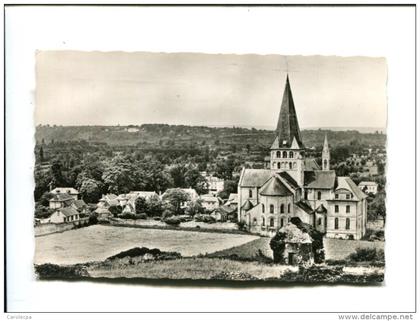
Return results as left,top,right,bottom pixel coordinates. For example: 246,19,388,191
32,51,387,284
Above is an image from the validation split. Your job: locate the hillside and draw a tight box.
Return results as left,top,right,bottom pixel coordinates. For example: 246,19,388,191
35,124,386,150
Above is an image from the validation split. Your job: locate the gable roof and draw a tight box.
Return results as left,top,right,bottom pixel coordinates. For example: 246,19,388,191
72,199,87,209
241,199,254,211
59,207,79,217
50,193,74,202
315,204,328,213
304,170,336,189
239,169,272,187
259,176,293,197
274,76,305,150
278,172,300,190
336,177,367,200
304,158,320,171
295,200,313,214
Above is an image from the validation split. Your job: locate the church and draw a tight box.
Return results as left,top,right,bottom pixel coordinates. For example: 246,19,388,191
238,76,367,240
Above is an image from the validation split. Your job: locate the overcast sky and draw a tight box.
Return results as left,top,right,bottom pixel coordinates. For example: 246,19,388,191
35,51,387,130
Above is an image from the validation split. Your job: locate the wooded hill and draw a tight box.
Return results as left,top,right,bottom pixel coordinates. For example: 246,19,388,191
35,124,386,150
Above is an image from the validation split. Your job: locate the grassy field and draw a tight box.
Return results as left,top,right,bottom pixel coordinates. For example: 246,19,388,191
35,225,260,265
87,257,294,280
324,238,385,261
206,237,273,260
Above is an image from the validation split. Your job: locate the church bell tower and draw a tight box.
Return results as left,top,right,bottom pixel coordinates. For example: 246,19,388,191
322,134,330,171
270,75,305,187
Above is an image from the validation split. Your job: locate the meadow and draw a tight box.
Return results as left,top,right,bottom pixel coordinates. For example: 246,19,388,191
34,225,259,265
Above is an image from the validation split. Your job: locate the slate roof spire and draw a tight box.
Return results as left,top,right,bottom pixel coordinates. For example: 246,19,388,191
275,75,304,149
323,134,329,153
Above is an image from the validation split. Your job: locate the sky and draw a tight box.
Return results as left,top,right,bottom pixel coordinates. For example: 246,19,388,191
35,51,387,130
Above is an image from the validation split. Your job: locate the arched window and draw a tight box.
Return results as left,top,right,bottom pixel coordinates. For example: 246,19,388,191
276,151,281,158
269,204,274,214
277,162,281,169
262,216,266,226
249,189,253,198
289,162,293,170
287,204,291,213
262,204,265,213
289,151,294,158
318,217,322,226
282,151,287,158
346,218,350,230
280,218,284,228
270,217,275,227
335,217,339,229
280,204,284,213
317,191,322,200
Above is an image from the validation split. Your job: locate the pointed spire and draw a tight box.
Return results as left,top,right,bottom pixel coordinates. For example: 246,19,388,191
276,75,304,149
323,134,329,152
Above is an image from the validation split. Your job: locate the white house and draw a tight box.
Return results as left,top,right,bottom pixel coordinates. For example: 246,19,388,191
50,187,79,200
50,207,80,224
358,181,379,195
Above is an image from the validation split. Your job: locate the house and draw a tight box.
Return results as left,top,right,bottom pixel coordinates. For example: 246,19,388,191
225,193,238,208
238,75,367,240
97,194,119,208
200,194,222,211
204,175,224,196
211,205,237,222
50,187,79,200
358,181,378,195
71,199,89,215
50,207,80,224
49,193,74,209
124,191,159,211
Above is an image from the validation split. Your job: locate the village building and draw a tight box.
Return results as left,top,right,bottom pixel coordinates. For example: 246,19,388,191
49,193,75,209
70,199,89,215
50,207,80,224
358,181,379,195
97,194,119,208
200,194,222,211
205,175,225,196
50,187,79,200
238,76,367,240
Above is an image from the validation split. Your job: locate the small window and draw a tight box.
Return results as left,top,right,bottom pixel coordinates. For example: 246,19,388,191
282,151,287,158
289,162,292,170
262,204,265,213
249,189,253,198
280,204,284,213
346,194,350,200
335,205,339,213
277,162,281,169
318,217,322,226
335,217,339,229
276,151,281,158
289,151,294,158
270,204,274,214
280,218,284,228
346,218,350,230
253,217,257,225
287,204,291,213
262,216,265,226
304,190,308,200
346,205,350,213
335,193,339,199
317,191,322,200
270,218,275,227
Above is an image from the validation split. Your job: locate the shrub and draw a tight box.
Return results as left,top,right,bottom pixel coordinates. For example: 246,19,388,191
164,216,182,226
35,263,89,279
109,205,123,217
348,247,385,263
88,213,98,225
236,220,247,231
194,214,215,223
